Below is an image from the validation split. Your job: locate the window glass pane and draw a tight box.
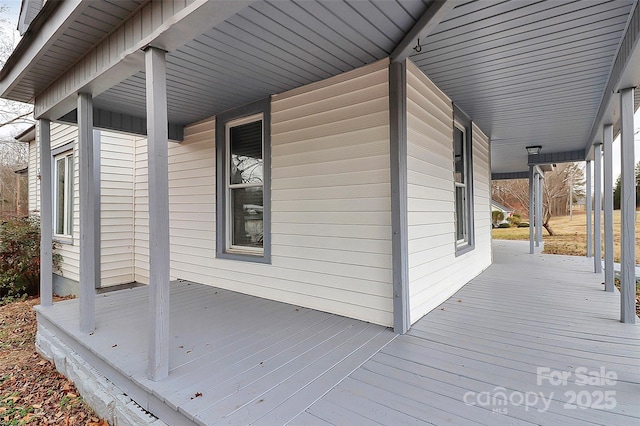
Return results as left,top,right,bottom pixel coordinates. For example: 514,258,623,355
66,155,73,234
230,120,263,185
455,185,466,241
230,187,263,248
56,158,65,235
454,127,465,184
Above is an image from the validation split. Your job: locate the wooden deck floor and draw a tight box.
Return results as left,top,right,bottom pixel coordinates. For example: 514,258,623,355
296,240,640,425
36,282,396,425
37,241,640,425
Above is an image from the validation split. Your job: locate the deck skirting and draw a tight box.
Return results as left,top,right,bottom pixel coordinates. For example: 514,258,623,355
35,315,178,426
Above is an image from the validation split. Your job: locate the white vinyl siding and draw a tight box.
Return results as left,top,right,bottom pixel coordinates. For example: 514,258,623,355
131,60,393,326
133,136,150,285
28,139,39,213
49,124,80,281
33,123,136,286
100,132,135,286
406,60,492,323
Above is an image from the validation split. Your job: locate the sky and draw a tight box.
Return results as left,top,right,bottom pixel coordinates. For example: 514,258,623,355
0,1,639,186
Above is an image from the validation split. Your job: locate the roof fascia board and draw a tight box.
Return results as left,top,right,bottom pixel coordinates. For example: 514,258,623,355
33,0,252,121
0,0,87,99
584,0,640,157
391,0,457,63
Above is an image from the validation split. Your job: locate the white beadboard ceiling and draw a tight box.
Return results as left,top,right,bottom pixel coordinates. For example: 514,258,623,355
5,0,638,174
410,0,635,173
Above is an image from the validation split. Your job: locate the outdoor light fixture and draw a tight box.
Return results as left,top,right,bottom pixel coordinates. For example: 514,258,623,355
526,145,542,155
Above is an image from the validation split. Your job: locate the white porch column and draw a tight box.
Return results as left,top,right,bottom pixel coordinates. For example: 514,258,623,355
603,125,615,291
78,93,99,333
593,144,602,273
529,166,534,254
585,160,592,257
536,172,543,246
39,119,53,307
145,46,170,380
619,87,636,323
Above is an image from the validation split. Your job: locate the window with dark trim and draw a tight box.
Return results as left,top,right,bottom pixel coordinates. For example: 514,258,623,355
215,98,271,263
52,146,74,241
453,108,474,254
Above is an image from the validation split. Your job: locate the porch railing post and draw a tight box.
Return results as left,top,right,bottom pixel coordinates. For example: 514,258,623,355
619,87,636,323
593,144,602,273
529,166,534,254
145,46,171,380
39,119,53,307
78,92,98,333
603,125,615,291
586,160,592,257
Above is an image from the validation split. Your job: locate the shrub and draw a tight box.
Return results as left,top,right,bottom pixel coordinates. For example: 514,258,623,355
507,215,521,226
498,223,511,228
491,210,505,227
0,216,61,299
518,222,530,228
513,213,522,219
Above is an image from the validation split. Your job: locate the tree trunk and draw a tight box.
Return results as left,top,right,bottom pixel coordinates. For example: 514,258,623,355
543,222,554,236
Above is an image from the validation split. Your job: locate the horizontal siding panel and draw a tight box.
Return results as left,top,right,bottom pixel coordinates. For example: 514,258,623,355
406,60,491,324
130,62,393,326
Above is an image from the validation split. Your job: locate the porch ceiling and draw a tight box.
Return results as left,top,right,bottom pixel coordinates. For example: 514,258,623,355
3,0,639,174
410,0,636,174
93,0,432,125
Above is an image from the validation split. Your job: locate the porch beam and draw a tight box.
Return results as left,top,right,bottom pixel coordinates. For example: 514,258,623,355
390,1,457,63
389,60,410,334
619,87,636,323
584,2,640,156
528,149,584,166
78,93,98,333
603,124,615,291
586,160,592,257
491,171,529,180
593,144,602,273
529,166,534,254
39,119,52,307
59,108,184,142
145,46,171,380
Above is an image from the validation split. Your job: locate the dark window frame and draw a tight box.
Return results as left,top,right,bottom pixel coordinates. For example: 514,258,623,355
215,98,271,263
453,105,475,256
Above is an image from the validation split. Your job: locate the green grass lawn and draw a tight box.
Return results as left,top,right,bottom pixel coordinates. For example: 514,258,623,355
492,210,640,264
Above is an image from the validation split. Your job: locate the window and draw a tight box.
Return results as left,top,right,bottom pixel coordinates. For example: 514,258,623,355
216,98,271,262
453,109,474,254
53,150,74,238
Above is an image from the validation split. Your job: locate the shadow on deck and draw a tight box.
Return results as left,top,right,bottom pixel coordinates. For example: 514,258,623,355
36,241,640,425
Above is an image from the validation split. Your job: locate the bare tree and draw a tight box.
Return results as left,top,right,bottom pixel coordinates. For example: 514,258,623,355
492,163,585,236
0,3,33,217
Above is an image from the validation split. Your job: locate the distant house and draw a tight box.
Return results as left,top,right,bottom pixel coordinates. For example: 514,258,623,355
2,0,639,424
491,200,514,226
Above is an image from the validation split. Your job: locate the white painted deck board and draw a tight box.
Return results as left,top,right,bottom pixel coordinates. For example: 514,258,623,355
36,281,395,425
36,241,639,425
299,241,640,425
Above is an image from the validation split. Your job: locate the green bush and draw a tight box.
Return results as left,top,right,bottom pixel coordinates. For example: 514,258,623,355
0,216,61,300
498,223,511,228
507,215,522,226
491,210,505,227
518,222,530,228
513,213,522,219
